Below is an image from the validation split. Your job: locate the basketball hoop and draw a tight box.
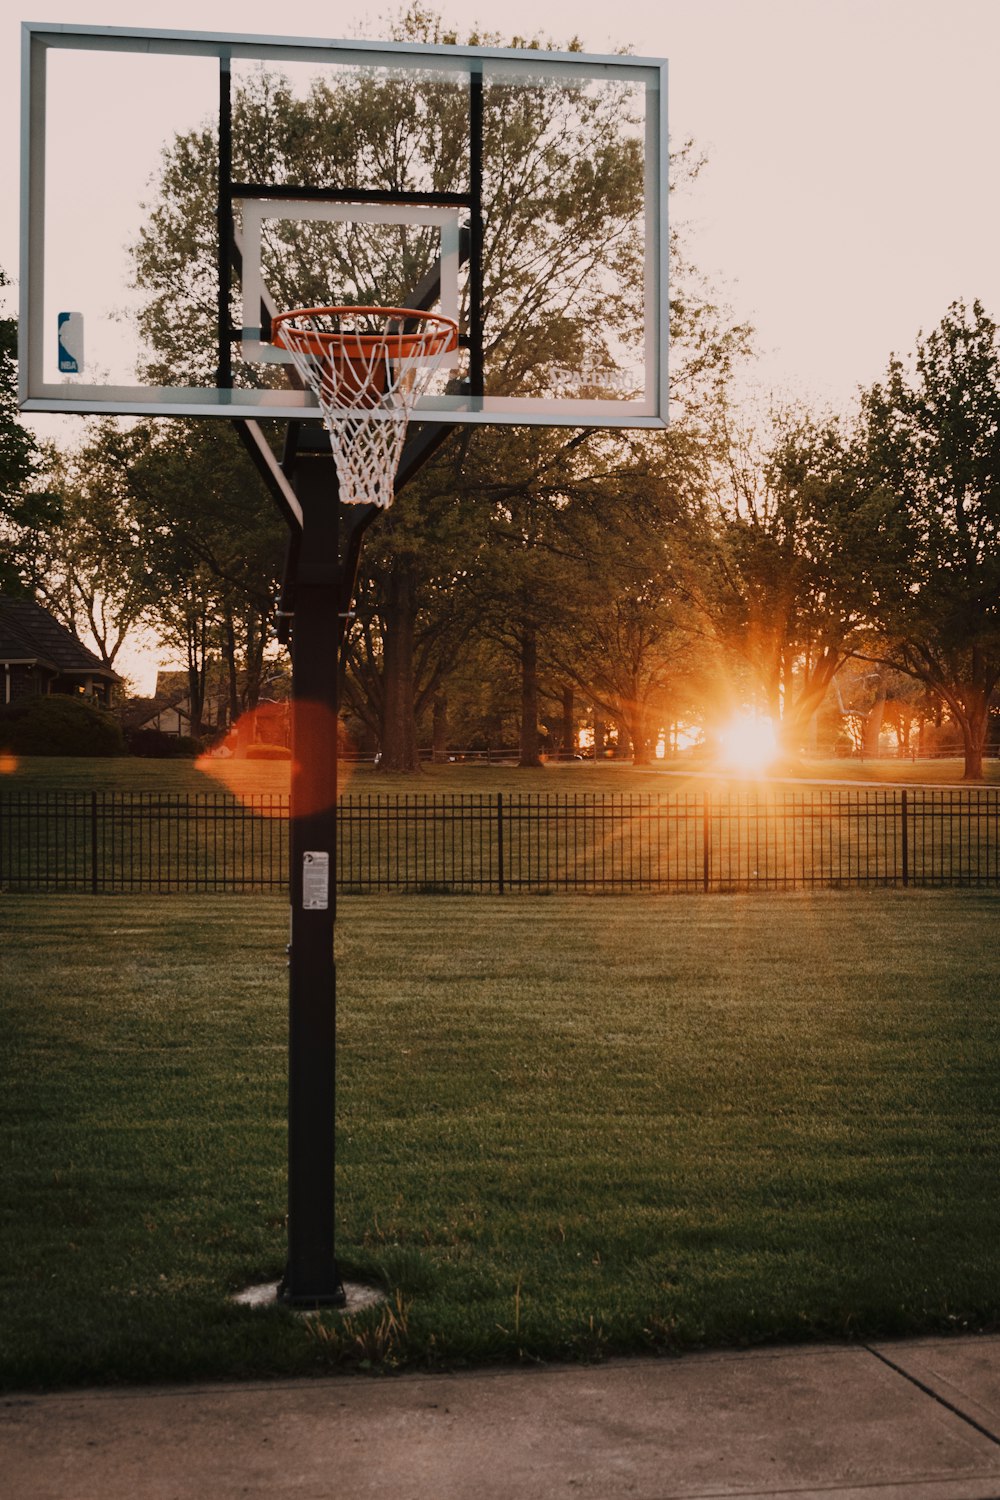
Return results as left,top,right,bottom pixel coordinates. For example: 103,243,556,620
271,306,459,510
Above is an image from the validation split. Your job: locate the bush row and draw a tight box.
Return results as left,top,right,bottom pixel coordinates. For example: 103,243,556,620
0,696,296,759
0,695,127,757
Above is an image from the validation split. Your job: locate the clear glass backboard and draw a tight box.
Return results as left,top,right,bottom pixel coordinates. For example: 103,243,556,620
20,23,668,427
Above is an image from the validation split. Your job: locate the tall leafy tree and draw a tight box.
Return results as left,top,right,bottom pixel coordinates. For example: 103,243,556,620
65,420,287,720
679,405,895,749
24,446,151,671
133,8,652,395
117,421,285,714
0,270,51,597
128,6,751,767
512,431,702,764
467,427,596,767
860,299,1000,780
340,456,483,766
461,425,709,765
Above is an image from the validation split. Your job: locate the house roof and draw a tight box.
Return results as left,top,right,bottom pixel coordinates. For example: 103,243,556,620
119,695,166,730
0,597,120,680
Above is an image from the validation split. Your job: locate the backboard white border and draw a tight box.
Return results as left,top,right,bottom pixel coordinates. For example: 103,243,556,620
20,22,668,429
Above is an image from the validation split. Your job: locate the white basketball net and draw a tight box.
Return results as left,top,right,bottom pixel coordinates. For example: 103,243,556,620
272,306,459,509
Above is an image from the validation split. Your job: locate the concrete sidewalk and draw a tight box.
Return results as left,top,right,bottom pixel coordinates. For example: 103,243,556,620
3,1335,1000,1499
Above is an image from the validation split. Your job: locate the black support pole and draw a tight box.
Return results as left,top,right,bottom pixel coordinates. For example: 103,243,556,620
281,455,345,1307
228,179,466,1306
217,58,233,391
469,67,485,399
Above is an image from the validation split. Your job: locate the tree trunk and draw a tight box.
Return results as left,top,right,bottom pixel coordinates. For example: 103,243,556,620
593,709,606,759
630,702,651,765
561,685,575,759
379,566,421,772
960,702,989,782
432,694,448,762
222,610,240,728
616,673,651,765
963,730,985,781
519,625,542,768
242,607,266,712
228,617,256,756
185,608,208,740
863,675,887,758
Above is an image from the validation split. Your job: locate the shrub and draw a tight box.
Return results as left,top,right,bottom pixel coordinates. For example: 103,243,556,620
0,694,126,757
244,742,291,760
923,720,964,755
127,728,201,759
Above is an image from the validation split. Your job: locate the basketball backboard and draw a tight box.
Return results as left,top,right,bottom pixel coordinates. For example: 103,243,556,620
20,23,667,428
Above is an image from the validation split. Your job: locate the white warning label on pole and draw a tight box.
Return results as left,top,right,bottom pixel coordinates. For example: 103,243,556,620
302,851,330,910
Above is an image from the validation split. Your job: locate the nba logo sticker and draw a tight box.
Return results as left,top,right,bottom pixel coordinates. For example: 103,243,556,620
58,312,83,374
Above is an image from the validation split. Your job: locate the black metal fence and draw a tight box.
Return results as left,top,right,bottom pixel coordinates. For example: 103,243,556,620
3,788,999,894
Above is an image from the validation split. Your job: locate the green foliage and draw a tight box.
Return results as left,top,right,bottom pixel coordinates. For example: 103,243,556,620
0,695,126,757
131,7,649,395
680,403,896,744
62,418,286,727
21,442,152,668
121,7,752,770
127,728,201,758
0,269,51,596
860,299,1000,777
0,274,38,504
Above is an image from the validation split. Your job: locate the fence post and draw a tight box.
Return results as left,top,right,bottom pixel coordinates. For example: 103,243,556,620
702,791,710,893
90,791,99,894
901,788,909,888
497,791,505,894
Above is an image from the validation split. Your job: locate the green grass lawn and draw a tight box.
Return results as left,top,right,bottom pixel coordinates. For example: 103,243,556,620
4,752,999,797
2,889,1000,1389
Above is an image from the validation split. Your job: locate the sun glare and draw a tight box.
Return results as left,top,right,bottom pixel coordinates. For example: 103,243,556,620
0,753,17,775
717,713,779,775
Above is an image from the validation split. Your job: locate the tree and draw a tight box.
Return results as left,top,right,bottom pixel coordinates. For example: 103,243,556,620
340,458,483,767
475,493,557,769
132,8,656,398
54,420,287,725
0,269,51,597
537,434,704,764
128,7,752,768
678,404,895,752
127,8,660,769
463,428,578,767
860,299,1000,781
118,421,286,719
24,447,150,671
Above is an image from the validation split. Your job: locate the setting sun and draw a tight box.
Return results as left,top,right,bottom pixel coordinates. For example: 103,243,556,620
717,713,779,775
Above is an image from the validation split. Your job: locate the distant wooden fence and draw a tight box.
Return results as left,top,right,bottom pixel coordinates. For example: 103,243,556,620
2,788,999,894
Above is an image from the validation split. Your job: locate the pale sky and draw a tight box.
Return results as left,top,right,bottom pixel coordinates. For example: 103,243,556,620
3,0,999,688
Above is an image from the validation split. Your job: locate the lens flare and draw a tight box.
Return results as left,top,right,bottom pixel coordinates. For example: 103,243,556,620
195,703,353,813
0,752,18,775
